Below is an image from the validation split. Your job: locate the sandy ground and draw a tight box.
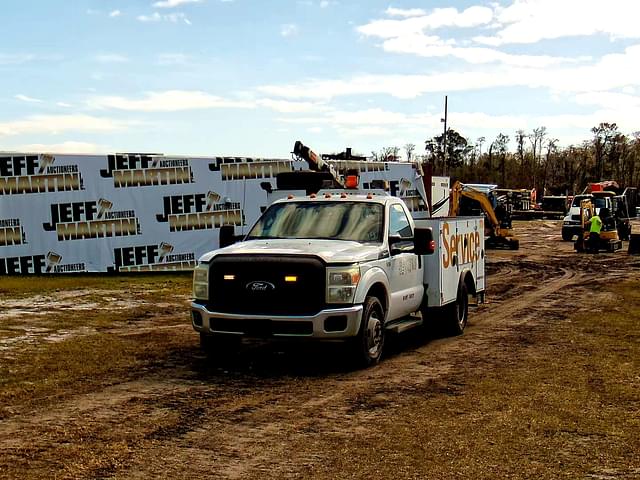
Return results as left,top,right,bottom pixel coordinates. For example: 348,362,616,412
1,219,639,479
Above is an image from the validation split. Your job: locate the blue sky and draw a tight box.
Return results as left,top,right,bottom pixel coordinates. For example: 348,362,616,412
1,0,640,158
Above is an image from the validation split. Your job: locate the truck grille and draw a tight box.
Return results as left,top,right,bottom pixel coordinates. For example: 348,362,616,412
207,255,326,315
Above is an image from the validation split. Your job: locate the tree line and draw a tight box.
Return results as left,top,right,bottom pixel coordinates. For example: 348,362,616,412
372,123,640,195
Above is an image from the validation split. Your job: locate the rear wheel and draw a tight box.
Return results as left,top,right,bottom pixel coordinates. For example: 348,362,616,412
562,229,573,241
445,283,468,336
351,296,385,368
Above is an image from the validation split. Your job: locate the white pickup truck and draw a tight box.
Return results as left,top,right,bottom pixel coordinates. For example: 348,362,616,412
190,183,485,367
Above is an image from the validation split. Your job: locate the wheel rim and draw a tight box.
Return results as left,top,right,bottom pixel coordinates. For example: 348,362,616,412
366,310,383,358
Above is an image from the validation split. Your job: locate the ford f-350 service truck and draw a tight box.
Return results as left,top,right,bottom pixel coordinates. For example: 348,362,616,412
190,185,485,367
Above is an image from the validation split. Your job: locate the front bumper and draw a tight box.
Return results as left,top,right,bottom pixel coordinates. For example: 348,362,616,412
191,301,364,339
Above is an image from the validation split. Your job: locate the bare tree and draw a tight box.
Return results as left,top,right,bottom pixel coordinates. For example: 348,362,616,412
529,126,547,188
379,146,400,162
404,143,416,162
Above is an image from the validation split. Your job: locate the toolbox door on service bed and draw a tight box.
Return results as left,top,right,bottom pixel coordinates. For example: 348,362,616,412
423,217,485,308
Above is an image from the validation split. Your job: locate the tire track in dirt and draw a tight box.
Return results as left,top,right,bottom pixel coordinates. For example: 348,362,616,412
100,266,594,478
2,228,638,479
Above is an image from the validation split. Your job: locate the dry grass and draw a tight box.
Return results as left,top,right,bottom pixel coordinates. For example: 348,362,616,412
0,274,193,417
296,282,640,480
0,276,638,479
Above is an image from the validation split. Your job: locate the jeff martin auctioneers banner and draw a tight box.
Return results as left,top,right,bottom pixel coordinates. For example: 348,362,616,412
0,152,429,274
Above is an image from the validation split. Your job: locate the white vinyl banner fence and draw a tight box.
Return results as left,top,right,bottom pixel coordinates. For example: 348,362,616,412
0,152,427,274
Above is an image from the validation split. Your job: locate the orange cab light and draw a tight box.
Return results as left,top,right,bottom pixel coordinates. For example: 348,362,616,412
287,194,294,199
310,193,317,198
341,192,347,198
224,274,235,280
325,193,332,198
345,175,359,189
367,193,373,199
284,275,297,282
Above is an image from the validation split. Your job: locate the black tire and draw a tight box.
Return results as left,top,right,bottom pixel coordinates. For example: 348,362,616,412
618,224,630,241
199,332,241,357
445,283,468,336
351,296,385,368
562,230,573,242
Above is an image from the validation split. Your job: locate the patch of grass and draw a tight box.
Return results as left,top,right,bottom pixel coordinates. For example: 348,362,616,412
0,273,191,297
288,282,640,480
0,274,193,417
0,327,191,418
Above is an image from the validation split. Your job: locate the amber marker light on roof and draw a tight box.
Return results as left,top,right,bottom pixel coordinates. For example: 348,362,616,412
284,276,298,282
223,275,235,280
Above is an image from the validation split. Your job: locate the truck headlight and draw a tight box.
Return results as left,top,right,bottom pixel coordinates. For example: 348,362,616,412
326,266,360,304
193,263,209,301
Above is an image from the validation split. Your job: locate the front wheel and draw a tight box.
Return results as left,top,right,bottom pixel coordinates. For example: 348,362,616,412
445,283,468,336
351,296,385,368
562,229,573,241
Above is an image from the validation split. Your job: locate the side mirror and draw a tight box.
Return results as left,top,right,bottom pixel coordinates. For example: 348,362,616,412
389,234,414,255
414,227,436,255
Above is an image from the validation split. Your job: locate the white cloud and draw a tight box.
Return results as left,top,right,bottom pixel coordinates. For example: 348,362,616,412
153,0,201,8
109,10,121,17
56,102,73,108
573,91,640,110
476,0,640,45
0,53,35,65
15,94,43,103
137,12,192,24
256,98,328,113
0,115,130,137
88,90,255,111
94,54,130,63
385,7,426,18
258,44,640,100
358,6,493,39
13,141,106,154
280,24,299,37
86,90,327,114
156,53,190,65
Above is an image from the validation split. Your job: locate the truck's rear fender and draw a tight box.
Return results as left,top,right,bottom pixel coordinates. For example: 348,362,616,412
354,267,389,315
460,268,477,296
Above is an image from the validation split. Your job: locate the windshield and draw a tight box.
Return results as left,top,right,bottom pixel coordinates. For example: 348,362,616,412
593,197,608,209
246,201,384,243
571,195,591,207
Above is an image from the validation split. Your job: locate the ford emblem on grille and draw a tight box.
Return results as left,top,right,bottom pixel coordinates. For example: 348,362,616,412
246,281,276,292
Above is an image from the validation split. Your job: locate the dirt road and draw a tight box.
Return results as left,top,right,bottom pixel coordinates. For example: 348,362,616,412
1,220,639,479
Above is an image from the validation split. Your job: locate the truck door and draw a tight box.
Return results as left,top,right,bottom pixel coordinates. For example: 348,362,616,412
387,203,423,320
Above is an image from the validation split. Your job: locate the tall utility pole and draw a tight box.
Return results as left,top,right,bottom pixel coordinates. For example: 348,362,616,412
441,95,448,174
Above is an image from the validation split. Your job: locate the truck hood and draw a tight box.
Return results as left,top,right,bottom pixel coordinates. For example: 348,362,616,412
199,239,384,264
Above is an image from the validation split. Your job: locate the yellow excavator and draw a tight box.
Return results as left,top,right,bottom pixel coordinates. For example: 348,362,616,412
449,181,520,250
